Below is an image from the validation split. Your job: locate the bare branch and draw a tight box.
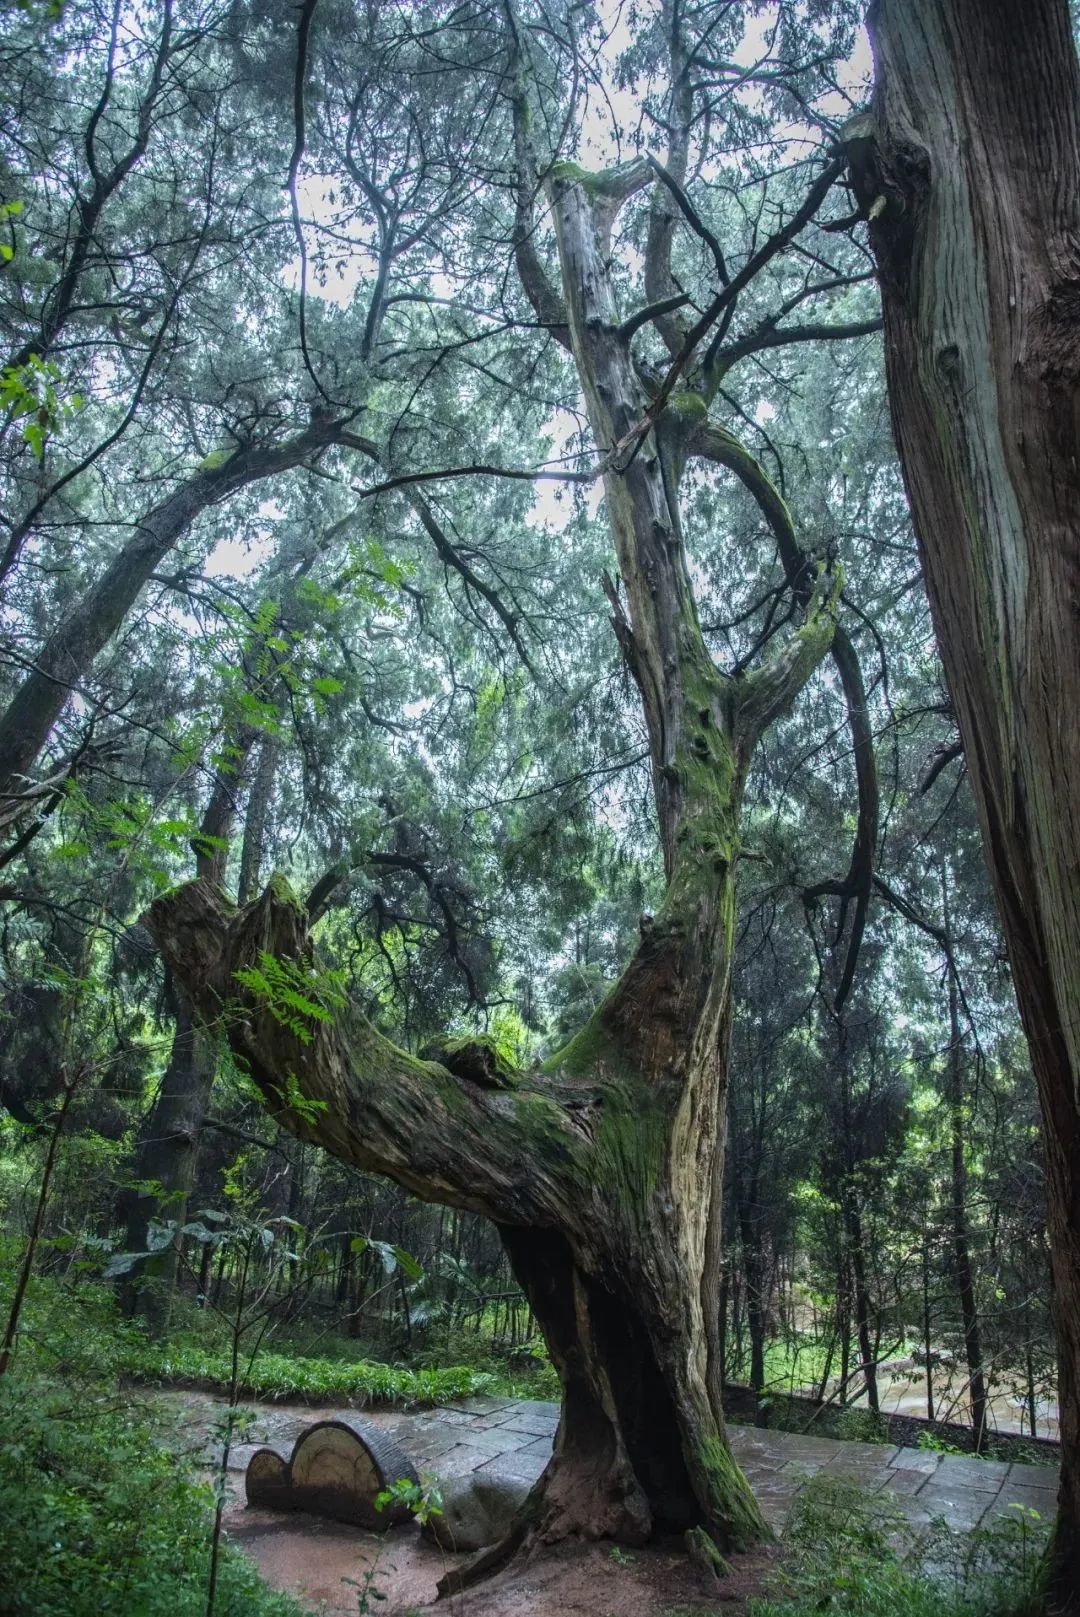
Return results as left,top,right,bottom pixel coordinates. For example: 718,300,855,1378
920,739,964,794
617,292,691,343
646,154,730,287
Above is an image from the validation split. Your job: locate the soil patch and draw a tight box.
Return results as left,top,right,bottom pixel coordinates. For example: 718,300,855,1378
445,1538,778,1617
227,1503,775,1617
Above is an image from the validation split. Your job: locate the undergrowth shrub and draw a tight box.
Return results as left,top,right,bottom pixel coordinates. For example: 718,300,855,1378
0,1374,306,1617
751,1476,1047,1617
831,1406,891,1444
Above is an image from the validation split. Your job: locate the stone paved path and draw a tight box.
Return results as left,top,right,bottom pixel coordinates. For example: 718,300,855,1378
165,1389,1059,1544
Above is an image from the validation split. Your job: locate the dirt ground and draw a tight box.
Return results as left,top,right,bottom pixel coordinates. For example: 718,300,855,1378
439,1539,778,1617
225,1500,777,1617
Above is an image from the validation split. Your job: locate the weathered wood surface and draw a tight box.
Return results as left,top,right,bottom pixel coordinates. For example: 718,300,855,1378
245,1416,418,1530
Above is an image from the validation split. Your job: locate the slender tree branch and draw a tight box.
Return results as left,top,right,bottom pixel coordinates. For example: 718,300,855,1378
646,154,730,287
286,0,333,405
618,292,691,343
919,739,964,794
691,418,880,1012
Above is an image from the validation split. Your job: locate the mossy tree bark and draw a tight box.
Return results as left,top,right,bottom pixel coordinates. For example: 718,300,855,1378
150,150,840,1577
852,2,1080,1605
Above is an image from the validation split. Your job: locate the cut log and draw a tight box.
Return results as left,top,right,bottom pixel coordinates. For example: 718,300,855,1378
245,1444,293,1512
245,1417,418,1530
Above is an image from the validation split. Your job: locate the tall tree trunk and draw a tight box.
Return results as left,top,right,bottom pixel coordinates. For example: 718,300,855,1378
152,556,834,1571
845,1197,879,1414
119,740,253,1332
119,991,215,1334
853,3,1080,1601
942,891,988,1450
149,510,836,1578
922,1239,935,1423
150,142,840,1578
0,423,332,799
737,1185,768,1397
718,1261,730,1393
836,1252,852,1406
238,736,277,904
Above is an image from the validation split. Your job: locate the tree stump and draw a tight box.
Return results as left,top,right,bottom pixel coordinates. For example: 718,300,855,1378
245,1416,418,1530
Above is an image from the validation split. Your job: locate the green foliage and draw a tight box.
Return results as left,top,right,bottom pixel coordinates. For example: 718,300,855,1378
340,1479,437,1617
55,781,226,892
0,197,22,257
0,1374,306,1617
198,447,236,471
749,1477,1046,1617
351,1234,424,1281
832,1406,892,1445
118,1338,499,1407
0,351,82,459
916,1429,968,1457
0,0,1064,1561
375,1473,443,1525
232,951,347,1043
0,0,65,19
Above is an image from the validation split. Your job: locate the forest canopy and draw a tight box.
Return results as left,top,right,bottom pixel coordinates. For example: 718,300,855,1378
1,1,1078,1614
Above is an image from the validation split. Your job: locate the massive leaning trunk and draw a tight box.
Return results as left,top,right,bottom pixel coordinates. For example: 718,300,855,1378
852,2,1080,1605
150,153,839,1576
146,630,820,1569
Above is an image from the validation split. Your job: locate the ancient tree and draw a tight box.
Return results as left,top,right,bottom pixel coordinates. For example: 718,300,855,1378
850,0,1080,1605
151,532,835,1574
147,8,873,1570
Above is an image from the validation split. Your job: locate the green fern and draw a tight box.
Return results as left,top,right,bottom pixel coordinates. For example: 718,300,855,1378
233,952,347,1043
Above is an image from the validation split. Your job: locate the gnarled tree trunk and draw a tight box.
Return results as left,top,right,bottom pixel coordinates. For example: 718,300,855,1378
147,637,823,1567
150,136,841,1578
853,2,1080,1604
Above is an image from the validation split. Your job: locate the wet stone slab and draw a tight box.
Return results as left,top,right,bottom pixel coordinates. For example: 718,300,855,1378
1006,1461,1059,1491
748,1468,804,1531
434,1406,500,1429
890,1445,944,1475
917,1481,999,1530
159,1388,1059,1557
779,1457,830,1481
441,1395,518,1416
493,1410,560,1438
990,1484,1058,1519
440,1424,532,1456
727,1433,798,1473
826,1449,896,1474
774,1436,852,1467
928,1457,1010,1492
877,1466,934,1496
474,1448,550,1485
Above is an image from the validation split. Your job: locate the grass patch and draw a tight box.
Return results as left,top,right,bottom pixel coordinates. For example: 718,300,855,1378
4,1255,560,1411
120,1336,503,1405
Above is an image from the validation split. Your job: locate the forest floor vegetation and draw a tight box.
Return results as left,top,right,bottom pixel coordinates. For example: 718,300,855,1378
0,1369,310,1617
0,1258,1054,1617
